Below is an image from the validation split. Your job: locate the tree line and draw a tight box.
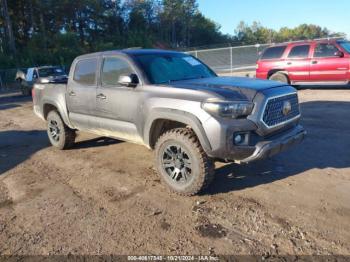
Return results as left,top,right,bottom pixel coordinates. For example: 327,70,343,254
0,0,345,69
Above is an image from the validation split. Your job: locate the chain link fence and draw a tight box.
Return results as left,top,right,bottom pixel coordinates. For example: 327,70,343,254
0,43,272,90
2,38,347,90
0,44,270,90
0,68,19,90
187,44,270,77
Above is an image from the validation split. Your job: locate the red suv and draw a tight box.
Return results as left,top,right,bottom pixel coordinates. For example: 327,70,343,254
256,39,350,86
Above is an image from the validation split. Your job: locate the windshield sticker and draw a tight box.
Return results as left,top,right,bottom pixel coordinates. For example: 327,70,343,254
183,57,201,66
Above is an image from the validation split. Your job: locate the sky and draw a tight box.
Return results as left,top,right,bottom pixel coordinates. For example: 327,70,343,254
197,0,349,38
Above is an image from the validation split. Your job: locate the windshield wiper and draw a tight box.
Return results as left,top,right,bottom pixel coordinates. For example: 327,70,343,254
158,76,206,84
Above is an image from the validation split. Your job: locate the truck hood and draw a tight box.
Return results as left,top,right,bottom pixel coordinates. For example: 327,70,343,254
168,76,288,101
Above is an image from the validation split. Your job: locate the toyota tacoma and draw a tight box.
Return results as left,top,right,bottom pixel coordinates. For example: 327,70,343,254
33,49,306,195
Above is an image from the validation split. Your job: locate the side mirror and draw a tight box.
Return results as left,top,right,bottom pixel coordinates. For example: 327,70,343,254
335,51,344,58
118,74,139,87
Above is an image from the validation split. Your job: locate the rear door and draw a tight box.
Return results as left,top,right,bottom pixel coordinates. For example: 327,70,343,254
25,68,38,86
257,46,287,79
310,43,349,82
285,44,311,82
25,68,35,82
66,57,99,129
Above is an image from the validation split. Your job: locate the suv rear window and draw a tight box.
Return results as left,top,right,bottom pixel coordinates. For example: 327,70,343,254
261,46,287,60
73,58,97,85
288,45,310,58
314,43,340,58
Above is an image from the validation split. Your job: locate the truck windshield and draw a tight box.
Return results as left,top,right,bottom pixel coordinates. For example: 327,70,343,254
338,41,350,54
38,67,66,77
132,53,216,84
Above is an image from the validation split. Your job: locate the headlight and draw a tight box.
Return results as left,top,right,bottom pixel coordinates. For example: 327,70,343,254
201,100,254,118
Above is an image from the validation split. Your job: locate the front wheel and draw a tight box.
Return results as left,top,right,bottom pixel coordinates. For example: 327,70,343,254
155,128,215,196
47,111,76,150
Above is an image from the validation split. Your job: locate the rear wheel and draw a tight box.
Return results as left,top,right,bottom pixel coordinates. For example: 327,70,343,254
19,81,31,96
47,111,75,150
21,88,31,96
155,128,214,196
269,72,289,84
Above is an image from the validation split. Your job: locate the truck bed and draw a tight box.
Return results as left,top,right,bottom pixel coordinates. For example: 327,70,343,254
33,83,68,121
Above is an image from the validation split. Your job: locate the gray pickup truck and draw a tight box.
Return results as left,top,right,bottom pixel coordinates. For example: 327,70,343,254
33,49,306,195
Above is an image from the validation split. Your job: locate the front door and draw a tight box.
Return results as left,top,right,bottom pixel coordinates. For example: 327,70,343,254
95,55,143,143
66,57,99,129
310,43,349,83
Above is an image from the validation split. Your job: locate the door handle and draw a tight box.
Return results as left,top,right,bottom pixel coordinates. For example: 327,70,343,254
68,91,76,96
287,62,292,65
96,93,106,100
311,61,318,64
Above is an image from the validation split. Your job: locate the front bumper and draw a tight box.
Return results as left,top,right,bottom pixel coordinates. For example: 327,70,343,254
240,125,306,163
202,86,304,162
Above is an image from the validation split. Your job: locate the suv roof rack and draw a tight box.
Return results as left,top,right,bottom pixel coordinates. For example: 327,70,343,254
271,36,346,46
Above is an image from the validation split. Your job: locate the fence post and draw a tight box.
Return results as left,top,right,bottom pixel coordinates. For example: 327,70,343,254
230,47,233,76
0,74,3,90
195,50,198,58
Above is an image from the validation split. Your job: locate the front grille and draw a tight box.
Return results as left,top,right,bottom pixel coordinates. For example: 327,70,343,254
262,93,300,127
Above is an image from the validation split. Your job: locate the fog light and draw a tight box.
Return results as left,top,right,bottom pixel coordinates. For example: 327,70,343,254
234,134,243,144
234,132,250,145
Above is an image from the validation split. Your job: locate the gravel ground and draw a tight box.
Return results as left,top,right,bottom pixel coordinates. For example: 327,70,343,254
0,89,349,256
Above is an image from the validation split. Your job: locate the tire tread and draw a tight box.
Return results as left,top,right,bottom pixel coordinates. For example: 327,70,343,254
155,128,214,196
47,110,75,150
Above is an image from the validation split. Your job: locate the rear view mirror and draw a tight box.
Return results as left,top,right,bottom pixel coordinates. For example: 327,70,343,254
334,51,344,57
118,74,139,87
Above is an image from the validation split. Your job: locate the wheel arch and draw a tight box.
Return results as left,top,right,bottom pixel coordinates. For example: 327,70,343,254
267,69,289,79
144,109,212,153
42,100,73,128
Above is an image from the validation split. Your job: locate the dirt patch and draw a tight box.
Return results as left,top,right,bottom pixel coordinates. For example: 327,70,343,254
195,223,227,238
160,219,171,231
0,90,350,255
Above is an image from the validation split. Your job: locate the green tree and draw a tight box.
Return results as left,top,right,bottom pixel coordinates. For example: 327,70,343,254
1,0,16,63
0,1,346,69
235,21,344,44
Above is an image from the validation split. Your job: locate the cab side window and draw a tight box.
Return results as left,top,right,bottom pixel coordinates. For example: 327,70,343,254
288,45,310,58
73,58,98,85
314,44,339,58
101,57,135,86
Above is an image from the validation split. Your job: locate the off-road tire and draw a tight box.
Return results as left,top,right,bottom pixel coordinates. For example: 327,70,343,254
155,128,215,196
269,72,289,84
47,110,76,150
